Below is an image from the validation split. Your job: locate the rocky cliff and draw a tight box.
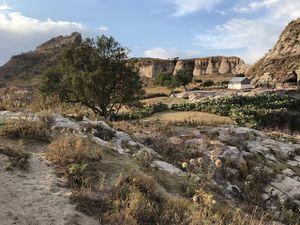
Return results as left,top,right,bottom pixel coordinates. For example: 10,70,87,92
134,56,246,78
247,19,300,87
0,32,82,84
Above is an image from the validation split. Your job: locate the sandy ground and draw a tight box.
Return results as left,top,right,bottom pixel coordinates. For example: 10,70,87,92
0,153,99,225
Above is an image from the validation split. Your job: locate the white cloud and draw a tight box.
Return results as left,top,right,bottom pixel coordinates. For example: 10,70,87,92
196,0,300,63
0,3,86,65
233,0,300,20
216,10,227,15
195,18,281,63
0,2,10,10
97,25,108,32
144,47,199,59
233,0,279,13
167,0,222,17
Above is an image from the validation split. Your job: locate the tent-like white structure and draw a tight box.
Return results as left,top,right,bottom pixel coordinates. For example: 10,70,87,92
228,77,252,90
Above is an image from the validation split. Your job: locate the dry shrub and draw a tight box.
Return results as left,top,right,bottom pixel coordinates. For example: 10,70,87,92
46,135,102,166
70,189,111,218
103,190,159,225
0,144,30,169
125,191,158,223
131,173,159,197
160,196,192,225
28,94,89,117
0,119,50,141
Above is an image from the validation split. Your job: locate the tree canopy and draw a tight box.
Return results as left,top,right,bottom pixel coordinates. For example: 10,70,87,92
40,35,143,119
154,72,172,87
154,69,193,91
171,69,193,91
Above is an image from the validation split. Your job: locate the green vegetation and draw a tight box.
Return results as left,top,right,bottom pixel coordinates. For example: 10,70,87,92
154,69,193,91
171,69,193,91
111,102,169,121
40,35,143,119
202,80,214,87
111,94,300,133
171,94,300,132
154,72,172,87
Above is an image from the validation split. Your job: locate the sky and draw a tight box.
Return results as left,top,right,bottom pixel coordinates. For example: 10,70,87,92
0,0,299,65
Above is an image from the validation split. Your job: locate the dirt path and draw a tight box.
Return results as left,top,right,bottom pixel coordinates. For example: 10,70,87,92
0,153,99,225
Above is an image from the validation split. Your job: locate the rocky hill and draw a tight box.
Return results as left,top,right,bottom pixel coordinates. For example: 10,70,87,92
247,19,300,87
0,32,82,85
133,56,247,78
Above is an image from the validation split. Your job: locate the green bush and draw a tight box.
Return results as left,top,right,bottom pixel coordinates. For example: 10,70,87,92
141,93,169,99
202,80,214,87
112,102,169,121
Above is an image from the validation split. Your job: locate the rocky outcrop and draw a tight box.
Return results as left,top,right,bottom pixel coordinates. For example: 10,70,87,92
247,18,300,87
0,32,82,84
1,111,300,223
134,56,246,78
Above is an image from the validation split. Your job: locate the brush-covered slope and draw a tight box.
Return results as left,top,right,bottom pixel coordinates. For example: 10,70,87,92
0,32,82,85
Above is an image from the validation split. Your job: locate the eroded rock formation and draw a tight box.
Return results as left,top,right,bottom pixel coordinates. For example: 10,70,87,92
134,56,246,78
247,18,300,87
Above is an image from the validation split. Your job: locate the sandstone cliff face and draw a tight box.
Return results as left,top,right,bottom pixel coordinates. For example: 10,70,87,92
0,32,82,84
247,19,300,87
134,56,246,78
133,58,176,78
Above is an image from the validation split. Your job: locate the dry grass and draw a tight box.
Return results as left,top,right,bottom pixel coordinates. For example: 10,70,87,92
46,135,102,166
145,111,233,125
0,144,30,169
143,86,172,95
100,171,273,225
0,119,50,141
141,97,187,106
193,74,233,82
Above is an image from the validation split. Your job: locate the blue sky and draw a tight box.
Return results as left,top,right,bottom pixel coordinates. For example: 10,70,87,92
0,0,299,65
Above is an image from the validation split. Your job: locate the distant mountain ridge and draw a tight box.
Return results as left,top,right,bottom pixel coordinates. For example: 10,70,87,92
0,32,247,86
247,18,300,87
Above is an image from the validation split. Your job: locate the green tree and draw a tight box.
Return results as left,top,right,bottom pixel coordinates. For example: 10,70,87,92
40,35,143,119
171,69,193,91
154,72,172,86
